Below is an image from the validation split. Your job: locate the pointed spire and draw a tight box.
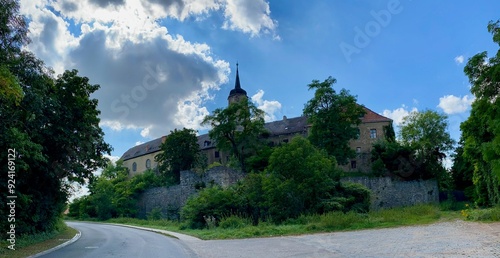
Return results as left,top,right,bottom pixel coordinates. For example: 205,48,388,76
228,62,247,103
234,62,241,89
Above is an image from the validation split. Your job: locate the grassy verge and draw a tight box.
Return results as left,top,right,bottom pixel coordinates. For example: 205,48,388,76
106,204,458,240
462,205,500,221
0,223,78,258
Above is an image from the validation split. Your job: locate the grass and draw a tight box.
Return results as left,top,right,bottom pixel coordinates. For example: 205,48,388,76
461,204,500,222
105,204,452,240
0,223,78,258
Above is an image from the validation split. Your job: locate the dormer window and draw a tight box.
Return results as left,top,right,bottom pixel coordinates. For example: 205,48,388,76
204,140,211,147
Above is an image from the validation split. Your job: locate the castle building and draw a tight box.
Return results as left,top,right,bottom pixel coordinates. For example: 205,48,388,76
121,65,392,176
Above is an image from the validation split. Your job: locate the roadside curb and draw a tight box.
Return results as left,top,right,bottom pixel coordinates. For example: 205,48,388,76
28,228,81,258
104,223,202,242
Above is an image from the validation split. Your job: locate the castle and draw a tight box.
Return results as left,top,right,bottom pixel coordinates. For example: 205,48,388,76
121,65,392,176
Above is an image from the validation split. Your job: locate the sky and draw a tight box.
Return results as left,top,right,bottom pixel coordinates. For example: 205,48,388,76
19,0,500,164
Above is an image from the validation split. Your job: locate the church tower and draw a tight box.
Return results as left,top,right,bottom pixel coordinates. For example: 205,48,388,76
228,63,247,105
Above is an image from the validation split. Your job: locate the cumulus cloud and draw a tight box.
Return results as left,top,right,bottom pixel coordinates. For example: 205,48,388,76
382,105,418,126
251,90,282,122
223,0,277,37
20,0,278,141
438,95,474,115
454,55,464,64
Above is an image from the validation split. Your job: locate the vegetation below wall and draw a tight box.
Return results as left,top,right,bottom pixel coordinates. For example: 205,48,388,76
104,204,449,240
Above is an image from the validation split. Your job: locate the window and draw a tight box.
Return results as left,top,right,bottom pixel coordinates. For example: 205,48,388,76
356,147,361,153
351,160,357,169
132,162,137,172
370,129,377,139
215,151,220,158
355,128,360,139
146,159,151,169
204,140,211,147
283,139,289,143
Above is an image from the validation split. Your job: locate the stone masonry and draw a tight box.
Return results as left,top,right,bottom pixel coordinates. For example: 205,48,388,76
138,170,439,219
341,177,439,210
136,166,244,219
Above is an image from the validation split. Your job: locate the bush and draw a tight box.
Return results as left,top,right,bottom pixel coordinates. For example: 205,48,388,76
181,186,245,229
147,207,163,220
218,215,252,229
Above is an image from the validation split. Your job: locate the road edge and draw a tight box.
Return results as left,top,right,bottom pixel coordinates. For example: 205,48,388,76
103,223,202,242
27,227,81,258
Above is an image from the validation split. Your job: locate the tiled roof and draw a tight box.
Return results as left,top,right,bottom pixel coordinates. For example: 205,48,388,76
121,137,165,161
361,106,392,123
264,116,308,136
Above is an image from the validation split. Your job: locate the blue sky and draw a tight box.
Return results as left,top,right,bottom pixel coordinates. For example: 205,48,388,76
20,0,500,162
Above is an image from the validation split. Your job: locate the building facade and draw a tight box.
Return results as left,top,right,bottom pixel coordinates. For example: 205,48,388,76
121,65,392,175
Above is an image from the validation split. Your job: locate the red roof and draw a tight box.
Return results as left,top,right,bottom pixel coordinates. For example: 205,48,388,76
361,106,392,123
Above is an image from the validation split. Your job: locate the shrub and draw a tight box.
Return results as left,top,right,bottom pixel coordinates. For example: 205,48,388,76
147,207,163,220
218,215,252,229
181,186,245,229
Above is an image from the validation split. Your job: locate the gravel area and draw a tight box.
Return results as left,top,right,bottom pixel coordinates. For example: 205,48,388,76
184,220,500,257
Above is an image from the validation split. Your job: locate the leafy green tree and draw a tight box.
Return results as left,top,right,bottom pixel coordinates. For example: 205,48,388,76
450,142,475,199
263,137,369,222
399,110,455,189
461,20,500,206
0,0,30,62
303,76,365,165
71,161,166,220
155,128,200,183
371,140,416,178
0,0,111,234
399,110,455,157
202,98,266,172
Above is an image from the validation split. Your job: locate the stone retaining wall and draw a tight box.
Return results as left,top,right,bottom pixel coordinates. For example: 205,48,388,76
136,166,244,219
341,177,439,210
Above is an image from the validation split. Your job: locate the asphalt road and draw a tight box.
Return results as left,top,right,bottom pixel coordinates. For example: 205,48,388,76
38,222,197,258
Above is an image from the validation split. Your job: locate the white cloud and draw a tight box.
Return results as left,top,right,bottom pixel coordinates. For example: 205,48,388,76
454,55,465,64
135,141,144,146
251,90,282,122
20,0,277,141
104,154,121,164
382,105,418,126
140,126,153,138
438,95,474,115
99,120,139,131
223,0,277,37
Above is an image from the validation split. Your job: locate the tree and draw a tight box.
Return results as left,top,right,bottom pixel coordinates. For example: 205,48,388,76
399,110,455,188
371,140,417,178
202,98,266,173
263,137,369,222
450,142,475,199
0,0,30,62
303,76,365,165
155,128,200,183
0,0,112,234
70,161,165,220
460,20,500,206
400,110,455,157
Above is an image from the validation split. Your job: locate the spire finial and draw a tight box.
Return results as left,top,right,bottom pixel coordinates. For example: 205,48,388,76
234,62,241,89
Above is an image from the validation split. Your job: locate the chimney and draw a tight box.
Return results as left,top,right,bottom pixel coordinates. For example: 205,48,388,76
283,115,287,122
